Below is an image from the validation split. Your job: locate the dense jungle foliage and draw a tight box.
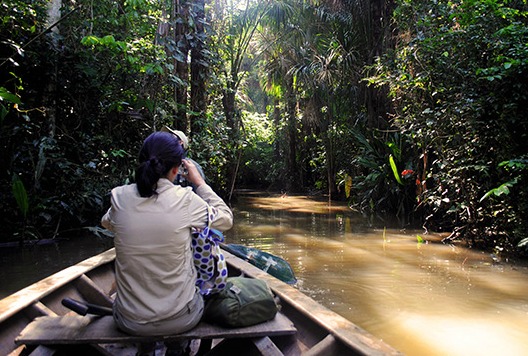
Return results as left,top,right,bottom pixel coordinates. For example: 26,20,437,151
1,0,527,256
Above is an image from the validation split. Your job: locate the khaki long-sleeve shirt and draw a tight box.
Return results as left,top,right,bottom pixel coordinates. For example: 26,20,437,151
101,178,233,324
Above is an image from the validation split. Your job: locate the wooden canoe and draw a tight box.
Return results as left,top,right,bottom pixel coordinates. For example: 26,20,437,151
0,248,401,355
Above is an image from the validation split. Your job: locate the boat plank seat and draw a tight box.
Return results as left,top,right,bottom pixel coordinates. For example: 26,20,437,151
15,313,296,354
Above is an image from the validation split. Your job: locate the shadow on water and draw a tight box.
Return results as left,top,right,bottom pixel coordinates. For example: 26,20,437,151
229,191,528,356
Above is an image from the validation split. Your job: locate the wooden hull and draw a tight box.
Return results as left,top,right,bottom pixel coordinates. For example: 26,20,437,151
0,248,400,355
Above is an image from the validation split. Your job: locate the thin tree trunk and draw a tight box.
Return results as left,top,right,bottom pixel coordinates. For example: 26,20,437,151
35,0,61,190
174,0,189,131
325,131,337,199
222,87,236,133
190,0,207,135
285,80,299,192
273,98,281,162
222,85,238,200
365,0,395,129
45,0,60,138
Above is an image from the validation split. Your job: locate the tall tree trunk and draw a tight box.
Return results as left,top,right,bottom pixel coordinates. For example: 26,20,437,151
365,0,395,129
35,0,61,190
190,0,207,135
222,87,237,134
174,0,189,131
223,84,238,201
324,114,337,199
45,0,60,139
285,78,300,192
272,98,281,162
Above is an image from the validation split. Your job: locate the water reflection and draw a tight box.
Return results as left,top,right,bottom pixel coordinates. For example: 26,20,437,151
0,234,113,299
229,192,528,356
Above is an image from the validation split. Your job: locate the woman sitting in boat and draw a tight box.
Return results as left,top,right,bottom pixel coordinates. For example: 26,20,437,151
101,131,233,352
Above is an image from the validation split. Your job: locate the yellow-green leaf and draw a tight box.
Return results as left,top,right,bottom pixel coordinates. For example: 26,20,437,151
389,155,404,185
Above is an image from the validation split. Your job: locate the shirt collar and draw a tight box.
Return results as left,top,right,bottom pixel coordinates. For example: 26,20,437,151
156,178,175,194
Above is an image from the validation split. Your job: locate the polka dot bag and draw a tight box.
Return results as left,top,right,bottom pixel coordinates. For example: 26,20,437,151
192,206,228,296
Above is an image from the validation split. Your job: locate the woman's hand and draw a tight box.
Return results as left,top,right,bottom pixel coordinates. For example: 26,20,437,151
182,159,205,188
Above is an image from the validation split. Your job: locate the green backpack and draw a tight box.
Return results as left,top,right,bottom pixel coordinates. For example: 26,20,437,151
203,276,279,327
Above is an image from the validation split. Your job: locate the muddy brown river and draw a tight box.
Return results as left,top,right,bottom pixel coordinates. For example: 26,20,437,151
1,191,527,355
227,192,528,356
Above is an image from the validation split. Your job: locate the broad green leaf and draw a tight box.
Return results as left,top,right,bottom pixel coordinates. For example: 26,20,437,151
389,155,404,185
480,180,516,202
81,36,100,46
345,175,352,198
12,175,29,219
495,185,510,195
100,35,116,46
0,87,22,104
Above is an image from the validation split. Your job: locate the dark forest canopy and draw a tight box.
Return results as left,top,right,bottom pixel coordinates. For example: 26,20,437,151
1,0,527,256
